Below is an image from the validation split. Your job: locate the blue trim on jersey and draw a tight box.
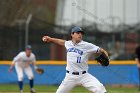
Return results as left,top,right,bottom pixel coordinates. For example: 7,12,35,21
67,48,83,55
96,48,100,53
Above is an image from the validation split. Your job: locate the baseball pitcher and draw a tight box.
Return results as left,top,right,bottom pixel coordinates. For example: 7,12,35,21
42,26,109,93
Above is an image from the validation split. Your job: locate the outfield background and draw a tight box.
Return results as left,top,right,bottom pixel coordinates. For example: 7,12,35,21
0,61,139,86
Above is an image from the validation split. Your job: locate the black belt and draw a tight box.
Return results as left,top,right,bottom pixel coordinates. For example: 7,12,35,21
66,70,86,75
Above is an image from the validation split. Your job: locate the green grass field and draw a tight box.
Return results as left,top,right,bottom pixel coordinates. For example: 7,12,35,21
0,84,139,93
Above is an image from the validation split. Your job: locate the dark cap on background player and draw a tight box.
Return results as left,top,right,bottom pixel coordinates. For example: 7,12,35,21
25,45,32,50
25,45,32,57
71,26,84,34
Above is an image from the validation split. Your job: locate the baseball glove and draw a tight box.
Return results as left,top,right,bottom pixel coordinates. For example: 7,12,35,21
35,68,44,74
95,52,110,66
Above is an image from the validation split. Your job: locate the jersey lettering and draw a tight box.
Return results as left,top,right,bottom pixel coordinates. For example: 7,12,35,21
67,48,83,55
77,56,81,63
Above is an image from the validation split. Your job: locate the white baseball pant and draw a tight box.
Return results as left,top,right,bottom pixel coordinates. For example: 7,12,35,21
15,64,34,81
56,72,106,93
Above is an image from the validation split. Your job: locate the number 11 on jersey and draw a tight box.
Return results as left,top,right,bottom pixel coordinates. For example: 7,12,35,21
77,56,81,63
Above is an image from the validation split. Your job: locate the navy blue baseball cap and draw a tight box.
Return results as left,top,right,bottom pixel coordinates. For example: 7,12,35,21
25,45,32,50
71,26,84,34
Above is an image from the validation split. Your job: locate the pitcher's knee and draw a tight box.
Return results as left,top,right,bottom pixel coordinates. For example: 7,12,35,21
56,88,70,93
94,85,106,93
56,89,62,93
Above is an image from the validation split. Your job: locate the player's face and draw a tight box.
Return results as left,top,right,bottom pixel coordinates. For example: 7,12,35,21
25,49,31,57
71,32,83,42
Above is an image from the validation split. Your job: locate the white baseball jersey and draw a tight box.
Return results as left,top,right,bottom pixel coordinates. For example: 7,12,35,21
65,40,100,72
13,51,36,68
56,40,106,93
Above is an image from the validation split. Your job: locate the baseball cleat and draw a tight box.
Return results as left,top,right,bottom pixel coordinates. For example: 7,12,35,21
20,90,23,93
30,88,36,93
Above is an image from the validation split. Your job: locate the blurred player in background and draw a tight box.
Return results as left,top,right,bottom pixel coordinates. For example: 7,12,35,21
9,45,38,93
42,26,108,93
135,45,140,91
